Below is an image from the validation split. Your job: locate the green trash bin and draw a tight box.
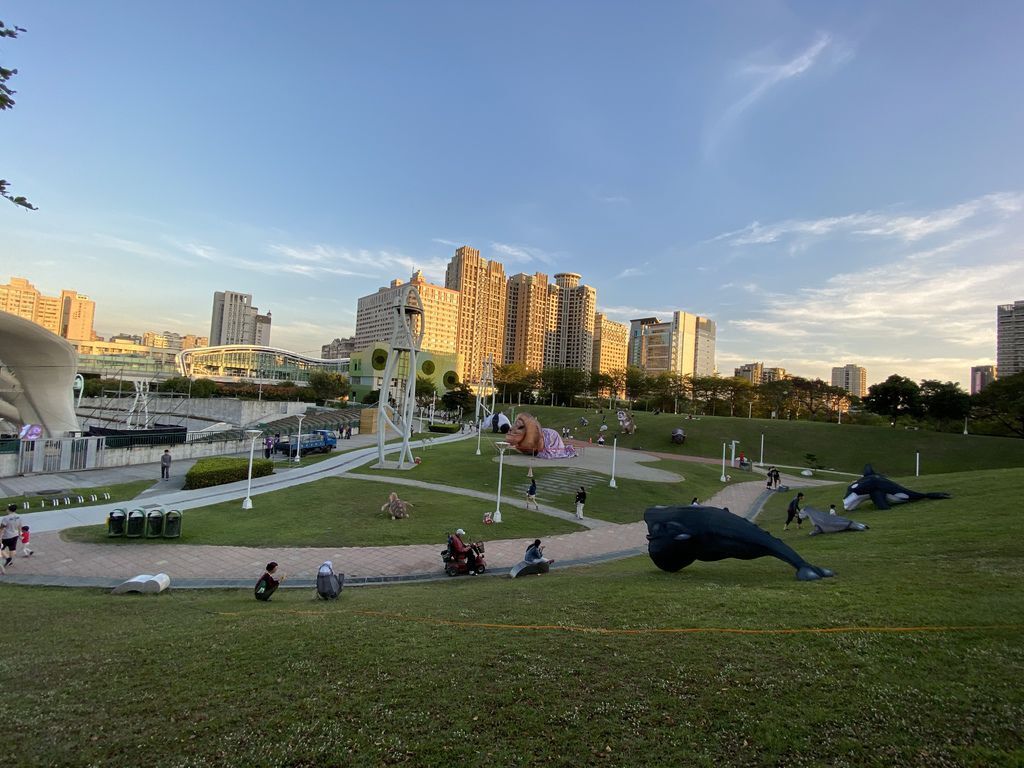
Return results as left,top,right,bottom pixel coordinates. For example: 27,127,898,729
162,510,182,538
126,509,146,538
145,509,164,538
107,509,127,537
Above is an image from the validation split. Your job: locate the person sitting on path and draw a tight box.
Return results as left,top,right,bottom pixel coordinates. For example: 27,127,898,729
785,493,804,531
254,562,284,601
524,539,554,566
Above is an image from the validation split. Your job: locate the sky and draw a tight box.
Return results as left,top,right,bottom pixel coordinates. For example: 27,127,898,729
2,1,1023,388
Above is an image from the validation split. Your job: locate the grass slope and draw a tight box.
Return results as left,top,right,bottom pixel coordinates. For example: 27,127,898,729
7,468,1023,766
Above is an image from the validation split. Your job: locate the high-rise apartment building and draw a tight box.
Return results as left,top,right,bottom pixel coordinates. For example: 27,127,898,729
354,271,459,355
592,312,628,375
0,277,95,341
763,367,788,383
997,300,1024,378
141,331,208,350
831,364,868,398
182,334,209,350
970,365,997,394
210,291,272,346
445,246,507,383
734,362,764,384
550,273,596,370
628,311,713,378
321,336,357,360
505,272,555,371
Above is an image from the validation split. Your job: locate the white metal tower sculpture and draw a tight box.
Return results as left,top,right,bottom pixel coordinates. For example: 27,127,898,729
375,283,424,469
474,354,496,455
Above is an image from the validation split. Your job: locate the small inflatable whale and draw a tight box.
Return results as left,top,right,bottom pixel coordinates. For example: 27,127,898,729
843,464,952,511
644,506,833,581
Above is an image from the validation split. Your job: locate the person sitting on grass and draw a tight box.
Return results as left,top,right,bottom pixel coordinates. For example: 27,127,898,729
255,562,284,601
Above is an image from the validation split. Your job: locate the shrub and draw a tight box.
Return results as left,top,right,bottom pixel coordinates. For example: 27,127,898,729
184,457,274,490
427,423,460,434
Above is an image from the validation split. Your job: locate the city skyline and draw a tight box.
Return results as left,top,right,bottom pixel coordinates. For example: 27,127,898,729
3,2,1023,388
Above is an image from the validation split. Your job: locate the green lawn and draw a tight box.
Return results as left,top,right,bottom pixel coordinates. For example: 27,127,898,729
61,476,584,547
5,467,1023,766
4,479,154,515
501,404,1024,475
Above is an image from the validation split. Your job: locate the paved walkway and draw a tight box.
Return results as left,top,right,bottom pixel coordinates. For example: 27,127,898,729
0,432,835,589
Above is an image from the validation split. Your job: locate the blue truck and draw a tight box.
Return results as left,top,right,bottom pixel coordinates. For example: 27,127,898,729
276,429,337,457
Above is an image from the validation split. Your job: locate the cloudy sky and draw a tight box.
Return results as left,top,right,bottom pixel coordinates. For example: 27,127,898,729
3,1,1022,387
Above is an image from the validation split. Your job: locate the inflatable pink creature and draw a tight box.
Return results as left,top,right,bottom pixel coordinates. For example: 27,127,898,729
506,413,577,459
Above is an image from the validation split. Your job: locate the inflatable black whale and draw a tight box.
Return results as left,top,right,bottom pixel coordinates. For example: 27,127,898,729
843,464,952,511
644,505,834,581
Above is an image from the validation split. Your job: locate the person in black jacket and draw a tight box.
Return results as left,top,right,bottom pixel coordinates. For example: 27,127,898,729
574,487,587,520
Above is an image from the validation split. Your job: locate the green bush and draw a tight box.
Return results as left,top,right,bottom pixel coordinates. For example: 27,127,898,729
427,423,460,434
184,457,274,490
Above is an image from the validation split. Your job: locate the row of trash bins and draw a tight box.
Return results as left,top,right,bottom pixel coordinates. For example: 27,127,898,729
107,508,182,539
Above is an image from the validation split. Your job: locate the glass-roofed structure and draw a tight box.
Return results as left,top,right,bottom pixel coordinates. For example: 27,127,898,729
178,345,348,385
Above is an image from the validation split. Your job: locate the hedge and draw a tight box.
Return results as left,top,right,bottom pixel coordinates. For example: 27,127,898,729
427,423,460,434
183,457,274,490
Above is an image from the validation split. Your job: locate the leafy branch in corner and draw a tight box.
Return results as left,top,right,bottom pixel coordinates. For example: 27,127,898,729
1,20,37,210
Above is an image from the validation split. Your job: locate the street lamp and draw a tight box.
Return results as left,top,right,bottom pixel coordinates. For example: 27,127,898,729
242,429,262,509
294,414,306,463
494,441,510,523
720,441,728,482
609,436,618,488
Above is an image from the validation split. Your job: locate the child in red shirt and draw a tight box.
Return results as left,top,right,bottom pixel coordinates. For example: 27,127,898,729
20,525,33,557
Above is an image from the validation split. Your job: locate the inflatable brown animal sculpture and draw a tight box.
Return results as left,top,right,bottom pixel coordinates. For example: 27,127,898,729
617,409,636,435
381,492,413,520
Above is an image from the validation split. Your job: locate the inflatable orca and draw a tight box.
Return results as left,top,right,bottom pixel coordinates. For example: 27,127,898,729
800,506,869,535
643,506,834,581
842,465,952,511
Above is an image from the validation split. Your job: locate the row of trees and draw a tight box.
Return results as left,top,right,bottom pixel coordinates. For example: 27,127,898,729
82,371,351,405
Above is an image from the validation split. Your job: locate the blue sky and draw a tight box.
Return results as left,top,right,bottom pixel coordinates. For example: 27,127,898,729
2,1,1022,387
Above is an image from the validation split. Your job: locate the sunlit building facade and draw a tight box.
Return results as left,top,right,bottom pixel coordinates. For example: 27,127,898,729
178,345,346,385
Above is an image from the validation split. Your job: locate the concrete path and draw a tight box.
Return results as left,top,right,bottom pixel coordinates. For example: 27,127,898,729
0,431,835,588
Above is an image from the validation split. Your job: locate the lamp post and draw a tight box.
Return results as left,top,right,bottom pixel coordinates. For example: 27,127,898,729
294,414,306,463
609,436,618,488
963,416,969,435
475,412,483,455
720,441,728,482
494,441,510,523
242,429,262,509
758,433,764,467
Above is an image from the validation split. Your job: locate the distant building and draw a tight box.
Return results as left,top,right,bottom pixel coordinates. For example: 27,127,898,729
210,291,272,346
445,246,507,383
0,277,95,341
997,300,1024,378
321,336,357,359
762,367,788,383
628,311,713,378
550,273,596,371
354,271,459,356
734,362,764,384
178,345,345,385
970,365,997,394
110,332,144,345
592,312,628,376
182,334,209,350
831,364,868,398
505,272,555,371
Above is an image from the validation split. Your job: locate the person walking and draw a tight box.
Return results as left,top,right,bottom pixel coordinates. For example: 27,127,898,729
575,486,587,520
263,436,274,460
19,526,33,557
526,477,539,510
1,503,22,567
785,492,804,531
160,450,172,480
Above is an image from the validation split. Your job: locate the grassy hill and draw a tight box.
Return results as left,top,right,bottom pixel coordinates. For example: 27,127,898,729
7,467,1023,766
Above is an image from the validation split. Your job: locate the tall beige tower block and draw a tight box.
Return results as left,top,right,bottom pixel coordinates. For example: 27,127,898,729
445,246,507,384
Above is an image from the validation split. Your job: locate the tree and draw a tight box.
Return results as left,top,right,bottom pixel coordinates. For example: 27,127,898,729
722,376,755,417
494,363,538,402
757,379,794,419
624,366,648,403
864,375,921,425
1,20,36,210
441,381,474,413
971,372,1024,437
919,380,970,425
308,370,349,403
415,374,437,404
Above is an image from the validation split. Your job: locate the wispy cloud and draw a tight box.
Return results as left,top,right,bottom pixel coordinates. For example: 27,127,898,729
710,192,1023,247
705,32,849,157
616,266,647,279
431,238,463,247
267,244,450,283
489,241,555,265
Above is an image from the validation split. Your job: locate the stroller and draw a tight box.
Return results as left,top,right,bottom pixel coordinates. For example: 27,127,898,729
442,534,487,576
316,561,344,599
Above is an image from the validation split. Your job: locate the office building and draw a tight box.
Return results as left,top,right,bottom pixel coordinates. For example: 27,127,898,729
592,312,628,375
970,365,997,394
997,300,1024,378
210,291,272,346
831,364,868,398
445,246,507,383
354,271,460,356
694,317,717,377
0,277,95,341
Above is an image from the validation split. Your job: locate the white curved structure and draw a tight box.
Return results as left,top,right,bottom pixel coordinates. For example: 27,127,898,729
177,344,347,383
0,310,81,437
